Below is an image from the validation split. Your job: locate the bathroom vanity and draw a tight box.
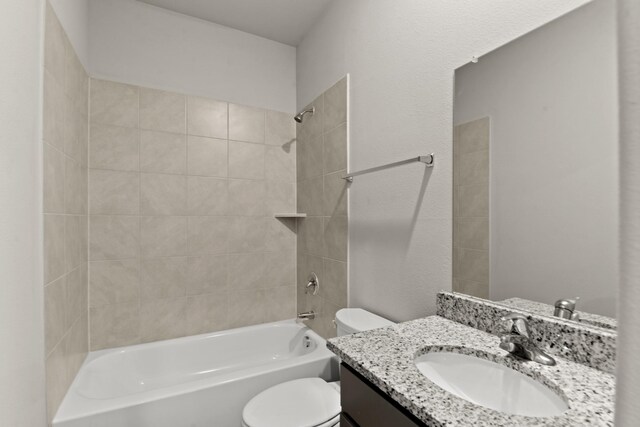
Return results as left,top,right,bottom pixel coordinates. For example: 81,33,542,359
328,293,616,426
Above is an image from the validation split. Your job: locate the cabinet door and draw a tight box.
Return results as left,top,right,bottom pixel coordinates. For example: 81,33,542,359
340,364,425,427
340,413,358,427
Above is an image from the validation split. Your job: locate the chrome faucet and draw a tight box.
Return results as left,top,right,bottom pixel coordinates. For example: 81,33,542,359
554,298,580,321
297,311,316,320
499,313,556,366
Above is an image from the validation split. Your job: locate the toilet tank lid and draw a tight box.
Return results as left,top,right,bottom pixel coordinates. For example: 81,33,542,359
335,308,394,333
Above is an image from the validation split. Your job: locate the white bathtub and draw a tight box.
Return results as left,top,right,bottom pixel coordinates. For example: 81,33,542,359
54,320,338,427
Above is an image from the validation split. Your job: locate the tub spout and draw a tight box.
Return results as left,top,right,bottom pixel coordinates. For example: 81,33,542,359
297,311,315,320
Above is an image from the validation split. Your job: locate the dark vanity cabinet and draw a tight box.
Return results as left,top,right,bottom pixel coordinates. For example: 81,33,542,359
340,364,426,427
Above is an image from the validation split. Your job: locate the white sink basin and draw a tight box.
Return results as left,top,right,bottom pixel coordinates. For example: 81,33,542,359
414,352,568,417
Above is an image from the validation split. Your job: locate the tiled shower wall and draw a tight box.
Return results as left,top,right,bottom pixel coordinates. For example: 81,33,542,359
296,77,349,339
88,79,297,349
452,117,490,299
42,3,89,420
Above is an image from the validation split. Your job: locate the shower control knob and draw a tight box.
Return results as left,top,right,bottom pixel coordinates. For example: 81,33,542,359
306,273,319,295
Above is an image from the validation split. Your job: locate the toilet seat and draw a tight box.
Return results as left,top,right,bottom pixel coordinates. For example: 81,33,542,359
242,378,341,427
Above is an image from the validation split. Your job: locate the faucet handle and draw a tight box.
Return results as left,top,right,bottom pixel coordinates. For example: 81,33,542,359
501,312,531,338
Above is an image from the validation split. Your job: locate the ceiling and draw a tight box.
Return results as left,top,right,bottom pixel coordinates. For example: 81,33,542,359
137,0,333,46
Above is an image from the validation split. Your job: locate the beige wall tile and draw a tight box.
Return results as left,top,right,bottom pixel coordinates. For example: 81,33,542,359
65,314,88,384
324,216,348,261
187,135,228,177
457,218,489,250
228,141,265,180
458,184,489,218
65,158,84,214
64,46,86,106
140,257,187,300
323,124,347,174
459,149,489,186
140,130,186,174
323,258,347,307
266,181,295,213
44,144,65,213
228,217,268,253
297,135,323,181
43,70,65,149
455,248,490,283
266,110,296,146
64,101,84,163
228,252,265,290
265,144,296,182
458,278,490,299
140,216,188,258
44,214,66,284
456,117,490,155
140,173,187,215
90,302,140,350
90,169,140,215
266,218,296,254
90,79,138,128
228,179,266,216
139,88,186,134
187,96,227,139
65,215,82,271
90,259,139,307
186,292,228,335
89,124,139,171
264,286,296,322
187,216,229,255
140,297,186,343
229,104,265,143
187,255,228,295
297,217,324,257
264,251,295,288
44,10,89,421
65,267,86,329
297,177,323,216
44,276,67,354
323,77,347,132
227,289,268,328
187,176,228,216
323,171,348,216
90,215,140,260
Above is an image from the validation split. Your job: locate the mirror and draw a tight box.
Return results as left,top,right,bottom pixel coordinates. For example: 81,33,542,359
452,0,617,330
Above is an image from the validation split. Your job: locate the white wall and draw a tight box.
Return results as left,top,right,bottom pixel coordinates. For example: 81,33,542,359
297,0,591,321
454,0,617,316
88,0,297,113
615,0,640,423
0,1,47,426
49,0,90,68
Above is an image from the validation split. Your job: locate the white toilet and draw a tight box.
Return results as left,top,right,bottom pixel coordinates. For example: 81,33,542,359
241,308,394,427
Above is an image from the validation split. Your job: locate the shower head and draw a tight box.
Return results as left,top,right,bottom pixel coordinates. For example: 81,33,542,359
294,107,315,123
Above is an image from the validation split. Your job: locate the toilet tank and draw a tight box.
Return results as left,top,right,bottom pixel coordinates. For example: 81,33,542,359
335,308,394,337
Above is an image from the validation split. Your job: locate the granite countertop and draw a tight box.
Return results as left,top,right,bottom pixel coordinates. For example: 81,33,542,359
499,297,617,331
327,316,615,426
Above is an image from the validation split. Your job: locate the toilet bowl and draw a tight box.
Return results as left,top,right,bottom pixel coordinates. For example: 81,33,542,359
241,308,394,427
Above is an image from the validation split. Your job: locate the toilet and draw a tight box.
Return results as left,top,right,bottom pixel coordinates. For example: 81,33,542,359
241,308,394,427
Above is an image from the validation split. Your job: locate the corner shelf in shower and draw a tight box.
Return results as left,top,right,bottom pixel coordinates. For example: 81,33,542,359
274,213,307,218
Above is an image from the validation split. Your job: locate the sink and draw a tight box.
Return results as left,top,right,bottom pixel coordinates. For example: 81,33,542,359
414,352,568,417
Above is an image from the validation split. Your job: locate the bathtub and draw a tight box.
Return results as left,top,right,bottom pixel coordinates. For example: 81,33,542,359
53,319,339,427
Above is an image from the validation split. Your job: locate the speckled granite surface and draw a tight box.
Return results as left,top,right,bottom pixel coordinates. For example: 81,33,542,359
437,292,616,374
499,297,617,331
328,316,615,426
